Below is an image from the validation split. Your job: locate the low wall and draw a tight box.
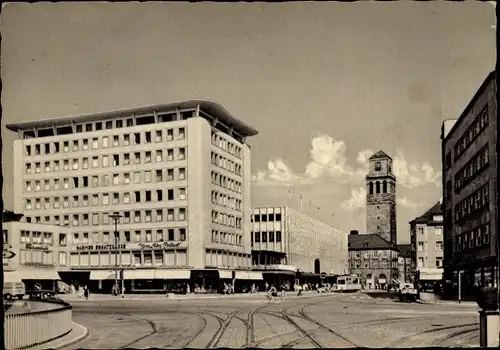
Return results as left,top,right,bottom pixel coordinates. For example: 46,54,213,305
4,299,72,349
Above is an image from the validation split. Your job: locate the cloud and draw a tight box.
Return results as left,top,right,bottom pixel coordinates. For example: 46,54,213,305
392,152,441,188
396,196,419,210
341,187,367,210
252,134,441,191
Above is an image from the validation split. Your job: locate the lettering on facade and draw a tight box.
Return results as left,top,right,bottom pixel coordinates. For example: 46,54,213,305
76,244,127,251
138,242,182,250
26,243,50,250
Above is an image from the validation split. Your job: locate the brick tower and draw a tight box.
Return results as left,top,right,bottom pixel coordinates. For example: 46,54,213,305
366,150,397,244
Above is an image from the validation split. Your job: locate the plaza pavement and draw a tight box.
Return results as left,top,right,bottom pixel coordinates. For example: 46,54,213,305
58,291,480,349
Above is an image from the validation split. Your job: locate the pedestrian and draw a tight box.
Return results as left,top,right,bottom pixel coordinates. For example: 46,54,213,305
297,283,303,297
83,285,89,300
265,282,269,292
78,286,84,299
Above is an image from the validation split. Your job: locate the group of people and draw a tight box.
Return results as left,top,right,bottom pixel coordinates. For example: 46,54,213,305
71,284,90,300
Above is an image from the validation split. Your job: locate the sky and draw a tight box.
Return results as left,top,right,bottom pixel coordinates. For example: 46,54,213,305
1,2,496,244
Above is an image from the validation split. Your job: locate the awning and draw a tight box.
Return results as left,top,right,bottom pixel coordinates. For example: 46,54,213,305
219,270,233,279
124,269,190,280
4,270,23,283
90,270,117,280
235,271,264,280
18,269,61,280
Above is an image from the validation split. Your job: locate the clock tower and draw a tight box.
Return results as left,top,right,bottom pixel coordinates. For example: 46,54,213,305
366,150,397,244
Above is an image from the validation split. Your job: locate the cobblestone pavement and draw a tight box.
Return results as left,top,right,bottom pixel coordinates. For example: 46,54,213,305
67,292,481,349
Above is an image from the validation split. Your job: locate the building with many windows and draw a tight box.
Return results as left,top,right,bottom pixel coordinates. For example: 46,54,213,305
6,100,258,293
3,210,69,292
441,71,497,299
251,206,348,287
409,202,444,286
396,244,412,283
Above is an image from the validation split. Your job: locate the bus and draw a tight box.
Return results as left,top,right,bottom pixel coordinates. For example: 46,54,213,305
334,274,362,292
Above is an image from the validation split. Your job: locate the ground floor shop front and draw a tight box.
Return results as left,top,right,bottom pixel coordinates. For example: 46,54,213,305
443,258,498,301
59,268,265,294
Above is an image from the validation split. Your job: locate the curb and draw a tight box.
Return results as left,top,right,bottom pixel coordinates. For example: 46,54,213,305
416,299,478,306
54,322,89,350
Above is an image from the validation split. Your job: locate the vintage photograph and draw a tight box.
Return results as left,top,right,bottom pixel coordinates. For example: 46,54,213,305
0,1,497,349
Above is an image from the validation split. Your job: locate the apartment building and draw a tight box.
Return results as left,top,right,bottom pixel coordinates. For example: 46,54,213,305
6,100,258,292
3,210,70,291
409,202,444,284
441,71,497,299
251,206,348,287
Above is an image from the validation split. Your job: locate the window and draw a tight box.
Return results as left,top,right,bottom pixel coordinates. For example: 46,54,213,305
134,133,141,145
145,151,151,163
179,188,186,200
168,189,174,201
145,191,152,202
113,174,120,185
102,156,109,167
167,149,174,161
156,170,163,182
156,209,163,221
102,136,109,148
255,232,260,242
124,153,130,165
113,135,119,147
92,175,99,187
179,228,186,241
92,194,99,206
113,193,119,205
103,194,109,205
156,230,163,241
178,127,185,139
134,172,141,184
124,192,130,204
168,229,174,241
135,191,141,203
167,209,174,221
179,208,186,221
436,257,443,268
156,130,162,142
167,169,174,181
134,152,141,164
145,230,152,241
82,139,89,150
144,171,152,183
156,150,162,162
124,173,130,184
436,241,443,251
276,231,282,242
178,168,186,180
418,241,424,251
178,148,186,160
124,231,131,242
92,157,99,168
157,190,163,201
167,129,173,141
102,174,110,187
134,211,141,223
123,134,130,146
92,138,99,149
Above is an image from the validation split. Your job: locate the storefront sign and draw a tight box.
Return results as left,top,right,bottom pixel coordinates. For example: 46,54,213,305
76,244,126,251
26,243,50,250
139,242,181,250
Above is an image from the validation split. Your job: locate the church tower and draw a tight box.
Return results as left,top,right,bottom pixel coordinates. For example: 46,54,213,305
366,150,397,244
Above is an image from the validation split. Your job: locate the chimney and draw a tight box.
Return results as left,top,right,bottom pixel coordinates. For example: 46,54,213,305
350,230,359,235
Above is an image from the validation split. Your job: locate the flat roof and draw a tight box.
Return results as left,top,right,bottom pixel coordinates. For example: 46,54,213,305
6,99,259,137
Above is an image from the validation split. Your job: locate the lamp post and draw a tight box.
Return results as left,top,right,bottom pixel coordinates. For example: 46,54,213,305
109,212,122,296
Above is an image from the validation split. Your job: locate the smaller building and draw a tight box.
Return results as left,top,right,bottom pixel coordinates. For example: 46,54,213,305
251,206,348,288
409,202,444,286
396,244,412,283
348,230,399,290
3,210,71,292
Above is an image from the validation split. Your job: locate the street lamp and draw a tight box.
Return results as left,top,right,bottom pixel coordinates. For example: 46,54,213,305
109,212,122,296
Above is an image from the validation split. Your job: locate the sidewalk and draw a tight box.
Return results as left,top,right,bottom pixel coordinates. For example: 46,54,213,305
416,299,479,306
58,290,327,302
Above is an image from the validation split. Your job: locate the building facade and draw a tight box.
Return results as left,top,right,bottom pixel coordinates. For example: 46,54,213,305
6,100,259,293
251,206,348,275
441,71,497,299
396,244,412,283
348,231,399,289
366,151,397,245
409,202,444,284
3,211,70,291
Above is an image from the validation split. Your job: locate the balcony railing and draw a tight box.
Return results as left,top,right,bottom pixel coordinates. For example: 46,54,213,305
4,300,72,349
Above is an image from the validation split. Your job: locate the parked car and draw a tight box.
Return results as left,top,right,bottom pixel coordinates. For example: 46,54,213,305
3,281,26,300
398,282,417,302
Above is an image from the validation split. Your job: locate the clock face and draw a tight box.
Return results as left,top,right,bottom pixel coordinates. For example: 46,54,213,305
375,162,382,171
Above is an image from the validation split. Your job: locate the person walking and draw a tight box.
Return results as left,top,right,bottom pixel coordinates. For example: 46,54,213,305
83,285,89,300
297,283,303,297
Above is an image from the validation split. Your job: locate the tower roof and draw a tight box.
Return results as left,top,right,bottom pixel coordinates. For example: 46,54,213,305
369,150,392,160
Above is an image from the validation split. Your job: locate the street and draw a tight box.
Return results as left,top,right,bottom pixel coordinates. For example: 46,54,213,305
67,292,480,348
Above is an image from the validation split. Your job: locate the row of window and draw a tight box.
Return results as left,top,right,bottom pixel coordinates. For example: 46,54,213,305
211,191,242,212
252,213,283,223
417,241,443,251
210,171,243,194
19,231,54,245
416,227,443,235
349,261,397,269
73,228,187,245
70,249,188,268
25,128,187,156
349,250,396,258
24,148,186,175
211,151,242,177
25,189,187,211
252,231,282,243
417,257,443,268
24,207,187,227
211,130,242,159
454,183,489,222
26,168,186,192
456,222,491,251
453,145,489,193
210,230,243,246
211,210,243,229
205,249,250,268
367,180,395,195
454,105,489,160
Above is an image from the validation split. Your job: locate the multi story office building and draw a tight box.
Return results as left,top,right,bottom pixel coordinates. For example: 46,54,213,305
441,71,497,299
409,202,444,286
251,206,348,287
6,100,259,293
396,244,412,283
3,210,70,292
